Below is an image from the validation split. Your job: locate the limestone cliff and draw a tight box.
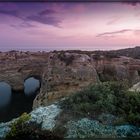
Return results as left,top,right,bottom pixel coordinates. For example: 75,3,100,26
92,56,140,84
0,50,140,108
33,52,99,108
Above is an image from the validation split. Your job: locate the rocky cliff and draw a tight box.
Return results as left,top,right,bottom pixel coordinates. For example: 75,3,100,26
0,49,140,108
33,52,99,108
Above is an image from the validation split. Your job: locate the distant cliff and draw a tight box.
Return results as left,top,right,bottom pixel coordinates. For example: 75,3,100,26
109,46,140,59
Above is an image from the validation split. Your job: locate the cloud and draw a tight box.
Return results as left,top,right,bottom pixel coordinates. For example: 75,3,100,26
0,9,62,27
11,22,36,29
122,1,140,6
134,29,140,35
135,12,140,17
0,10,20,18
107,16,121,25
26,15,61,27
96,29,132,37
39,9,57,16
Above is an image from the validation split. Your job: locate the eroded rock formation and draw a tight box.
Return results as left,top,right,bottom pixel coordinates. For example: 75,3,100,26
0,50,140,108
93,56,140,84
0,51,48,91
33,52,99,108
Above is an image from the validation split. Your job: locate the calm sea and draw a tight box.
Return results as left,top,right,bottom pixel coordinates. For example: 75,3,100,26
0,46,132,52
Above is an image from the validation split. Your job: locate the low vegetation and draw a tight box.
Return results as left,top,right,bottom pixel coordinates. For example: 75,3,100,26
60,81,140,126
6,113,31,139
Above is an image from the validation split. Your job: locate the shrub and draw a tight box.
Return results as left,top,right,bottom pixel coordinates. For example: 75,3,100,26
6,122,63,140
124,91,140,126
6,113,31,139
60,81,140,126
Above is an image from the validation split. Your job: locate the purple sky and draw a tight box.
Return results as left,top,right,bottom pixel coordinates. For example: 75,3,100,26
0,2,140,51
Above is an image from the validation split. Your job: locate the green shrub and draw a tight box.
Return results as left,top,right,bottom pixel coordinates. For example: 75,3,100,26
124,91,140,126
6,121,63,140
60,81,140,126
6,112,31,138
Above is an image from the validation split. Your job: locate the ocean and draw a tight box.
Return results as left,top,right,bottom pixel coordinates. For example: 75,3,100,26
0,46,133,52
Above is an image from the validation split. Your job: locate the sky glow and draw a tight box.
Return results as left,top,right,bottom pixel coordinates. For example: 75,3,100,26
0,2,140,51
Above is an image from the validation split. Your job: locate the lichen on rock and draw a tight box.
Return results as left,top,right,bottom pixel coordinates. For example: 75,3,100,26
0,104,61,139
65,118,140,138
0,122,11,138
30,104,61,130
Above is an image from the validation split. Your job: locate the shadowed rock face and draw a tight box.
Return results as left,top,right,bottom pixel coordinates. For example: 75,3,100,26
0,51,140,108
93,56,140,84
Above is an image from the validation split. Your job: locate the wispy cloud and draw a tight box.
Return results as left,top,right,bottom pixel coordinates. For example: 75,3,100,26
107,16,121,25
10,22,36,29
96,29,132,37
26,14,61,27
39,9,57,16
134,29,140,35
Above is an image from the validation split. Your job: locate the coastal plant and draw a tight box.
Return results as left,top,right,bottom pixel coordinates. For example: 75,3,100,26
60,81,140,126
6,112,31,139
125,91,140,125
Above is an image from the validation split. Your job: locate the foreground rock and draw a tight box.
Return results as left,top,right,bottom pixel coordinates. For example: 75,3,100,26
30,104,61,130
65,118,140,138
0,122,11,138
0,101,140,139
129,82,140,92
0,104,61,139
1,107,140,139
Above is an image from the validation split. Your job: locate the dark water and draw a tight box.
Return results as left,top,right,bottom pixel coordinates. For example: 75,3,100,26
24,77,40,96
0,77,40,123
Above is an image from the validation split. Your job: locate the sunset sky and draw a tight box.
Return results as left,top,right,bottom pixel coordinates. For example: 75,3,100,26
0,2,140,51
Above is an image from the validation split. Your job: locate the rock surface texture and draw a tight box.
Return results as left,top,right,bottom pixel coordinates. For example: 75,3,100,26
129,82,140,92
0,104,61,139
65,118,140,138
0,50,140,108
30,104,61,130
1,105,140,139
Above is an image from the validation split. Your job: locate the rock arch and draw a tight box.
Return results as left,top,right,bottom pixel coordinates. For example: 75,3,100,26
0,71,43,92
